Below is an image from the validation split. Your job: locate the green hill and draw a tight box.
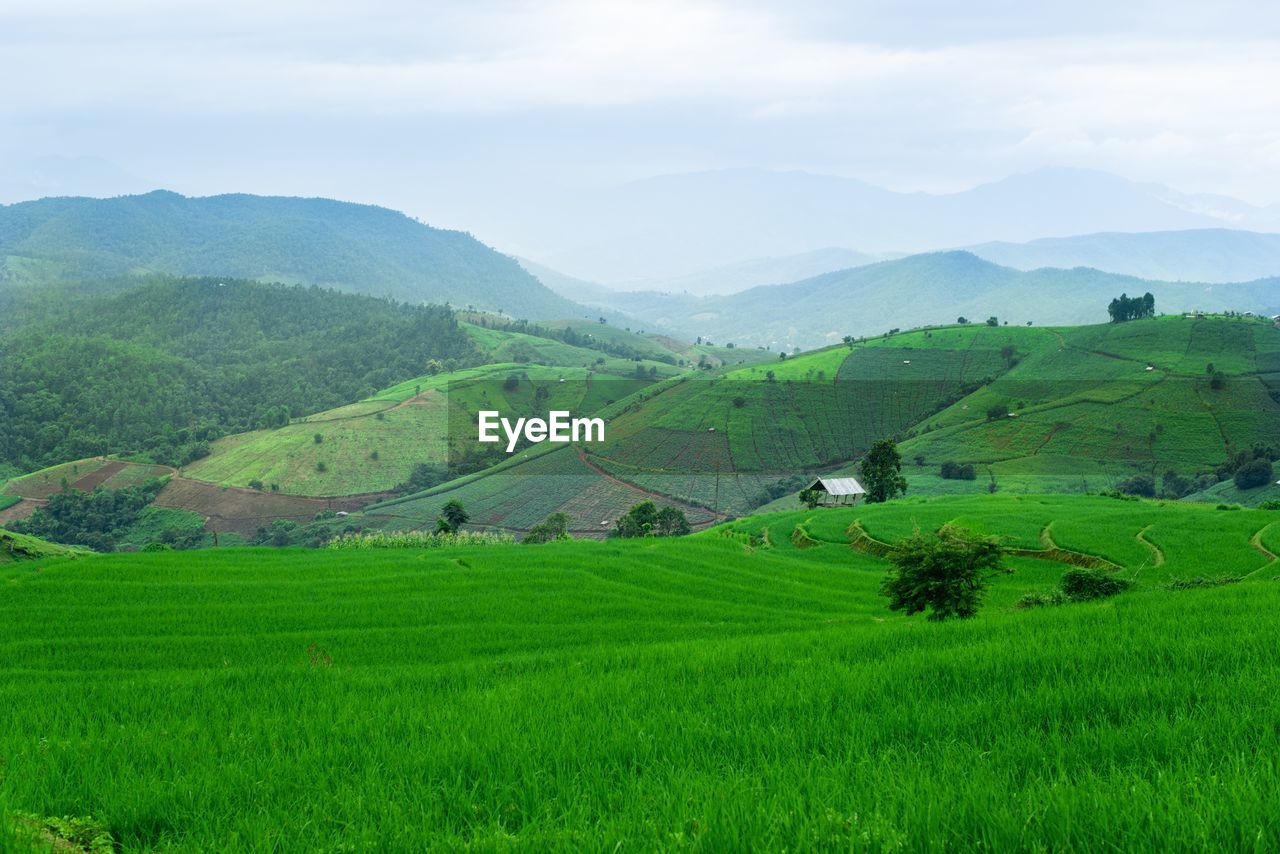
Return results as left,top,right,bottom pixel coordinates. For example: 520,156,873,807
183,359,670,497
0,191,589,319
3,494,1278,848
595,251,1280,349
0,276,480,472
375,316,1280,533
0,528,88,563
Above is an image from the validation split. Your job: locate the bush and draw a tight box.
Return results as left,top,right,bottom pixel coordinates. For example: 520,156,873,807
1059,568,1129,601
940,461,977,480
986,404,1008,421
1259,500,1280,511
612,502,691,538
1115,475,1155,498
881,525,1006,621
524,512,571,544
1234,458,1273,490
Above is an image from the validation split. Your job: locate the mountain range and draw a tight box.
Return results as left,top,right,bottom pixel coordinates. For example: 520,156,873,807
0,191,586,319
570,251,1280,349
510,167,1280,283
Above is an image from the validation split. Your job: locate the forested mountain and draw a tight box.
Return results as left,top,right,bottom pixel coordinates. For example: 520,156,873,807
0,191,586,318
585,252,1280,349
967,229,1280,283
0,277,480,474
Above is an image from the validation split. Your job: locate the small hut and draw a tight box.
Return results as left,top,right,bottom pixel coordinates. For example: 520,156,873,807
806,477,866,506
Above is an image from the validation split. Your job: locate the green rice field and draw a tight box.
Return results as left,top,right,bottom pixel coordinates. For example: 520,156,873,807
3,494,1279,850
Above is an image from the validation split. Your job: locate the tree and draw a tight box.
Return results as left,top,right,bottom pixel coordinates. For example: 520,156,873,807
1108,292,1156,323
880,525,1005,621
524,512,571,544
437,499,469,533
860,439,908,504
655,506,691,536
986,403,1008,421
986,316,999,327
957,317,969,325
612,501,659,538
1234,458,1274,490
799,488,823,509
1210,371,1227,390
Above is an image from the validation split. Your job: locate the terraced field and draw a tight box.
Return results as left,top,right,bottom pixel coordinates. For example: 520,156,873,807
3,494,1279,849
376,316,1279,533
183,364,651,497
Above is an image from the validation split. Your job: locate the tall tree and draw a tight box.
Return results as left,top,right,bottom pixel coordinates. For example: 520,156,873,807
860,439,908,503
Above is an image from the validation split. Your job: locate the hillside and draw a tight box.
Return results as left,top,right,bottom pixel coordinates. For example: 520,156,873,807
598,251,1280,349
181,358,676,499
373,316,1280,534
0,276,481,473
968,228,1280,283
3,494,1279,848
0,528,87,563
0,191,586,318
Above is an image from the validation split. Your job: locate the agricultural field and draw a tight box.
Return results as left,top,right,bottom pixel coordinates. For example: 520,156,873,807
376,316,1279,532
3,494,1279,849
183,363,653,497
364,444,718,534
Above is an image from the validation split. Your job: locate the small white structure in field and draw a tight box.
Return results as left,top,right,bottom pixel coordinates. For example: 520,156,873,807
806,477,866,506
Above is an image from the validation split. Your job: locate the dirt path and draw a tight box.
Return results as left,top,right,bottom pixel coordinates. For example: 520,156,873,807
1136,525,1166,567
1249,523,1278,563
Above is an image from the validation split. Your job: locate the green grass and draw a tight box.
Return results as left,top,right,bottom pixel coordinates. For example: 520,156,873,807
3,493,1280,849
0,529,89,563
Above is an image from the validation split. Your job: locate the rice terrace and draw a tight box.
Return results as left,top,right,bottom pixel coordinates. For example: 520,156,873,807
7,4,1280,849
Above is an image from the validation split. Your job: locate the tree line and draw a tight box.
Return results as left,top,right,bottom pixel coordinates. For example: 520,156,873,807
1107,292,1156,323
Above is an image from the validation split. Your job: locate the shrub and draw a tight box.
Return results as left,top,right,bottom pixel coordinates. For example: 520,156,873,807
316,461,328,473
1115,475,1155,498
313,433,324,444
1259,499,1280,511
986,404,1008,421
1234,458,1273,490
1059,568,1129,601
881,525,1006,621
524,512,571,544
248,479,264,491
940,461,977,480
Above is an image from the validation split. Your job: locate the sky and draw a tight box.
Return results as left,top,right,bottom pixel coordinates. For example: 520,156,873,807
4,0,1280,247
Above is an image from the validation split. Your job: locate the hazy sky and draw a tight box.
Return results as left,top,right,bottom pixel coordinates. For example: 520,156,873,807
5,0,1280,242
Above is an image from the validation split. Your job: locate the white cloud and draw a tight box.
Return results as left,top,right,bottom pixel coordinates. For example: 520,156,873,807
2,0,1280,202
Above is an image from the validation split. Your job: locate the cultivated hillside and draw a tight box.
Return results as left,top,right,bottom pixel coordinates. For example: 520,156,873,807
0,191,586,318
375,316,1280,533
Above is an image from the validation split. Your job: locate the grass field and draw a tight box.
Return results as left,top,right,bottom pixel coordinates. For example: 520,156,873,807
2,494,1279,850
